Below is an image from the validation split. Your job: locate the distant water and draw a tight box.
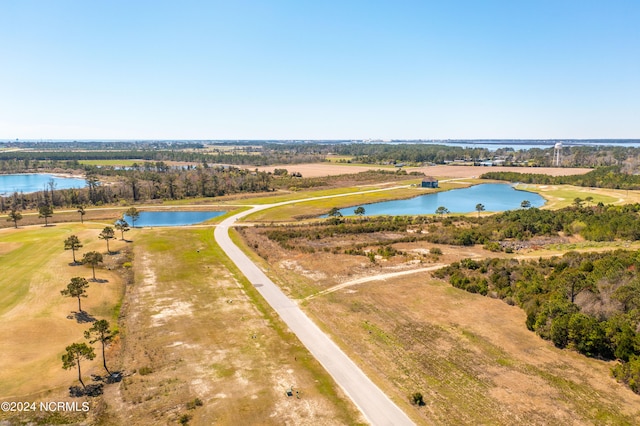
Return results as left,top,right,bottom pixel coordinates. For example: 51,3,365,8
0,173,85,197
124,211,224,227
395,140,640,151
333,183,545,216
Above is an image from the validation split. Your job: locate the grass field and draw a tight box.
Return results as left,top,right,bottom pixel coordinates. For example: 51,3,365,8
516,184,625,209
239,226,640,425
98,227,362,425
0,224,126,399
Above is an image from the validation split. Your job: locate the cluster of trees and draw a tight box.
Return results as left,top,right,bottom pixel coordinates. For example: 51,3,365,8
433,250,640,393
413,203,640,247
263,214,422,250
0,143,324,168
330,143,640,168
0,167,415,215
261,202,640,257
482,166,640,190
59,231,123,392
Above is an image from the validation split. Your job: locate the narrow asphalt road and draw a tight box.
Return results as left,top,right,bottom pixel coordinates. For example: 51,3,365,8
213,195,415,425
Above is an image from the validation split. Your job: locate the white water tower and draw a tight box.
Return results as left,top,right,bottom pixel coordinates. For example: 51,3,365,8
554,142,563,166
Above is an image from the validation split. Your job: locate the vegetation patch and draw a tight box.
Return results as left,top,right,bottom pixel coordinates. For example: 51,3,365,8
434,250,640,393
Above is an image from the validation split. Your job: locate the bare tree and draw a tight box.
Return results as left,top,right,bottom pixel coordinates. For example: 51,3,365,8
77,205,86,223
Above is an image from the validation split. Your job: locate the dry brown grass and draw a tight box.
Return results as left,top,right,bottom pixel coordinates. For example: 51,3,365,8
240,227,640,425
0,223,126,423
99,228,362,426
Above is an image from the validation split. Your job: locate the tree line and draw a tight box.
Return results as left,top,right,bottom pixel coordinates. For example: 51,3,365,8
58,216,136,394
433,250,640,394
3,141,640,170
481,166,640,190
260,203,640,255
1,167,413,215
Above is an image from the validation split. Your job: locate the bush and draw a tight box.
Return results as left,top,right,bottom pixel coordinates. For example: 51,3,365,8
139,366,153,376
430,247,442,256
186,398,203,410
411,392,425,406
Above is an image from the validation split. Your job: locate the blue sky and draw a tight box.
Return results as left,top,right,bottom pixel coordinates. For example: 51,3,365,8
1,1,638,140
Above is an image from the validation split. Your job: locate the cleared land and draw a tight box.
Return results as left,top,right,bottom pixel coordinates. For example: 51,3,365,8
239,225,640,425
255,163,592,178
98,228,362,426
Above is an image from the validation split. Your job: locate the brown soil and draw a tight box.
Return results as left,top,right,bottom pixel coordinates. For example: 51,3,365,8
254,163,592,179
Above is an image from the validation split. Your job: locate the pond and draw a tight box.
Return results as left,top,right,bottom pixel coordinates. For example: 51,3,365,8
333,183,546,216
0,173,86,197
124,211,225,227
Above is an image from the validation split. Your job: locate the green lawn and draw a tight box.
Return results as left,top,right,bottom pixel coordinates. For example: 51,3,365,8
0,226,71,315
516,184,620,209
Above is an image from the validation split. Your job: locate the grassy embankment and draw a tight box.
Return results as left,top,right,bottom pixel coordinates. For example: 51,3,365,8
516,184,634,209
242,181,467,222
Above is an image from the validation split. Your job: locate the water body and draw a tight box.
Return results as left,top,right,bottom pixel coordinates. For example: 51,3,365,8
124,211,224,227
360,140,640,150
0,173,85,197
334,184,545,216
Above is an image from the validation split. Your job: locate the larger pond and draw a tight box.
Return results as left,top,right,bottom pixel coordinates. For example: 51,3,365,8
334,183,545,216
0,173,86,197
124,211,225,227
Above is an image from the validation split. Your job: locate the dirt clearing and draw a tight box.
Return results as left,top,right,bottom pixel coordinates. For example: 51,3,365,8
100,228,362,425
254,163,592,179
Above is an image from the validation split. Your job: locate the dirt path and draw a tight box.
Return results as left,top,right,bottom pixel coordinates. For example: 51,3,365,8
305,265,445,301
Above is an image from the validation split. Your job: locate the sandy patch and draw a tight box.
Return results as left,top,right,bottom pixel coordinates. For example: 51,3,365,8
252,163,592,179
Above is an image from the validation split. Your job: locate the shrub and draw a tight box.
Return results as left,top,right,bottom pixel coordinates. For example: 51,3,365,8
186,398,203,410
411,392,425,406
139,366,153,376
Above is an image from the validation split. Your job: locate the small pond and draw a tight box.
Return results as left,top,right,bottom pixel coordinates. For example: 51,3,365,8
0,173,86,197
333,183,545,216
124,211,225,227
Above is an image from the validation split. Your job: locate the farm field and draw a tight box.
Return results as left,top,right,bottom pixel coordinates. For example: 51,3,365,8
254,163,593,179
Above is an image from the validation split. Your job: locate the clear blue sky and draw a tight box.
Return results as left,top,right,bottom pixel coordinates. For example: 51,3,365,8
1,1,638,140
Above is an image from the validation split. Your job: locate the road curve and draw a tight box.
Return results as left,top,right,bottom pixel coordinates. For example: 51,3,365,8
214,204,414,426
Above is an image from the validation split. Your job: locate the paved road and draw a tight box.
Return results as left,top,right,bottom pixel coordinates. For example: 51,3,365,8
214,197,414,425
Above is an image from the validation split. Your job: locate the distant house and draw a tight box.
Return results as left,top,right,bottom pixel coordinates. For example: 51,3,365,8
421,177,438,188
